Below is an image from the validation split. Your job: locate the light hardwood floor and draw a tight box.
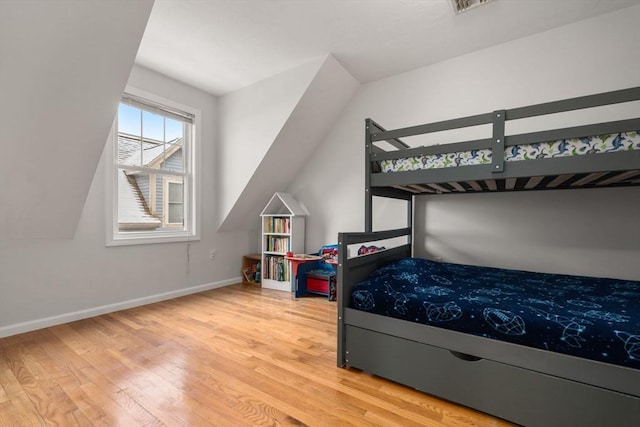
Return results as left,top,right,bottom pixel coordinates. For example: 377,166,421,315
0,284,513,426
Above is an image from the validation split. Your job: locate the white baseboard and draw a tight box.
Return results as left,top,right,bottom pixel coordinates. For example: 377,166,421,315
0,277,241,338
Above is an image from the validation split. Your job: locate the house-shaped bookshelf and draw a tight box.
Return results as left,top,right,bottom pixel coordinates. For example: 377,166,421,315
260,192,307,292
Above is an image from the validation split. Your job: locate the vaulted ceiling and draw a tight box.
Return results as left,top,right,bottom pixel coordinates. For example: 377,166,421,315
136,0,638,96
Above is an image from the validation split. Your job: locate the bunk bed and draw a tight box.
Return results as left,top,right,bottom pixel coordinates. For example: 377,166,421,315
337,87,640,427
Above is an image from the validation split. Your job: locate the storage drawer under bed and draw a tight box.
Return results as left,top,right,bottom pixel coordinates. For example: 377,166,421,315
345,325,640,427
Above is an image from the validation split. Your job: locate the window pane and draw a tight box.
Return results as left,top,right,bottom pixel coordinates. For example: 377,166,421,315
117,168,161,232
116,104,185,172
168,203,184,224
168,181,183,203
142,110,164,141
159,139,184,172
118,104,141,136
118,134,142,166
117,169,187,231
162,118,185,172
165,118,183,142
163,176,184,226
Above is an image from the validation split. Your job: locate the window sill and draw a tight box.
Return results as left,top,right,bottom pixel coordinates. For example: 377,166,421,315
106,231,200,247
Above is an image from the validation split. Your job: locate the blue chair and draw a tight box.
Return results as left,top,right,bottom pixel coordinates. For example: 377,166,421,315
294,244,338,300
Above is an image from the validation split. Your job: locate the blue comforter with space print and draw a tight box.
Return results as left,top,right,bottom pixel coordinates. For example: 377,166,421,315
351,258,640,368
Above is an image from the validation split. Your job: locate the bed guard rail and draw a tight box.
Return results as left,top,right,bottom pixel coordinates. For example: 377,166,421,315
366,86,640,183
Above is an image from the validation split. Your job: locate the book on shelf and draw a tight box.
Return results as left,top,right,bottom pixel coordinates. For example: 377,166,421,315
264,217,290,234
264,255,289,282
266,236,290,252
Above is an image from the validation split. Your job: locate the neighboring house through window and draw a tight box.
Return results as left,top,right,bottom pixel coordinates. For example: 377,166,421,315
107,89,200,245
163,176,184,227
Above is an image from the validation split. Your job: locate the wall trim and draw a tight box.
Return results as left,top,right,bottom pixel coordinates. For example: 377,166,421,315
0,277,241,338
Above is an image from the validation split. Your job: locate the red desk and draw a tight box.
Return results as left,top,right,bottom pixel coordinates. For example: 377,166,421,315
286,254,336,299
286,254,321,297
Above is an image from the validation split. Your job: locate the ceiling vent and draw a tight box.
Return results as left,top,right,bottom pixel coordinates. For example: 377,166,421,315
452,0,494,14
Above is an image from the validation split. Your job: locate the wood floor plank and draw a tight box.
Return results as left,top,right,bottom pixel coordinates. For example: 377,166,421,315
0,397,46,427
0,284,514,426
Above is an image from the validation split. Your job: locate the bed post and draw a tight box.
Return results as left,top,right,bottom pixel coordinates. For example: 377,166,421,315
408,195,413,254
491,109,506,174
364,119,373,232
337,232,348,367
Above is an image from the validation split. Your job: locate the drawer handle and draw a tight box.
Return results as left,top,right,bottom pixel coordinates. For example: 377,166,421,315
449,350,482,362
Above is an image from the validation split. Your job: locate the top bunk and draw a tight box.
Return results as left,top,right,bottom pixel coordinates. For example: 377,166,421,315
367,87,640,197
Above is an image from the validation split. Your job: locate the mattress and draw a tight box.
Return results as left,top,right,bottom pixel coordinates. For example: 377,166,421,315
380,131,640,172
351,258,640,368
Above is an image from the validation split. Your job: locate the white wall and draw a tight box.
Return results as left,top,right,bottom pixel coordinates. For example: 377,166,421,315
217,55,359,232
0,65,253,336
0,0,153,239
217,57,325,227
290,5,640,280
416,188,640,280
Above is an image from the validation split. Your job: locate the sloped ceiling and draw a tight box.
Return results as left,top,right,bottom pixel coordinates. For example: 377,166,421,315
217,55,359,231
136,0,638,96
0,0,154,239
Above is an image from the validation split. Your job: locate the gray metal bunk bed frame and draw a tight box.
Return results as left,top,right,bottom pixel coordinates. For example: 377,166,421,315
337,87,640,427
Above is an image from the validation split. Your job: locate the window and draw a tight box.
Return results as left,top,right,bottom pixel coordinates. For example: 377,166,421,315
106,88,200,245
163,176,184,226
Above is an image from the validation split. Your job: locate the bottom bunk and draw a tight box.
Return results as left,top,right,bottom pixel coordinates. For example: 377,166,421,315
337,229,640,427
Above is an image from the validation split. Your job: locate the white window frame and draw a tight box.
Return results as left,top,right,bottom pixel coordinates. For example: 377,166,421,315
162,176,184,227
105,86,201,246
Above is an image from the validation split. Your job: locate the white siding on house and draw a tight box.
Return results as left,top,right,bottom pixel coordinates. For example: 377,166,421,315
137,174,150,207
